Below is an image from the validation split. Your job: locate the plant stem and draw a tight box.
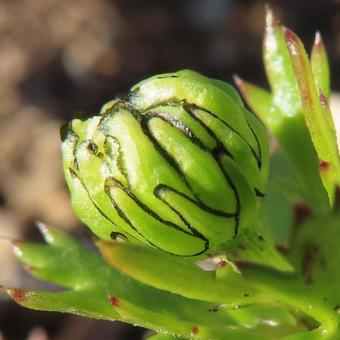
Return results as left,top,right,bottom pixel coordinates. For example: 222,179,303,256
242,265,339,337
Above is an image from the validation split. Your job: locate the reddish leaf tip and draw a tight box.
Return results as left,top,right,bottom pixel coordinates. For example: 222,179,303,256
283,27,300,56
233,73,242,86
191,326,199,335
233,74,246,92
7,288,26,303
108,295,120,308
319,160,330,171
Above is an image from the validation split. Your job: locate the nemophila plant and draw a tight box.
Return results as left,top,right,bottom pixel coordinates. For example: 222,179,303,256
2,8,340,340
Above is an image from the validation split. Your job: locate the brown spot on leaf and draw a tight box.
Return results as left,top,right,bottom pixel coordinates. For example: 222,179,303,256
294,203,312,227
319,160,329,171
319,92,328,107
11,289,26,303
219,260,227,268
208,305,220,312
191,326,199,335
109,295,120,308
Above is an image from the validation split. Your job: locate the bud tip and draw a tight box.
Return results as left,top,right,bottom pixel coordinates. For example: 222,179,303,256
265,4,279,29
10,239,23,257
314,31,323,49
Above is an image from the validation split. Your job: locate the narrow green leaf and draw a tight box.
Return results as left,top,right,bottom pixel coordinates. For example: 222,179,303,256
237,7,331,213
5,288,119,320
4,225,279,339
98,240,268,306
284,26,340,204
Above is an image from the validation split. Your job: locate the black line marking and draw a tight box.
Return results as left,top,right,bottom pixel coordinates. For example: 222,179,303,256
212,149,241,237
155,75,179,79
144,111,210,151
106,177,199,234
183,103,234,159
245,116,262,169
105,177,208,256
140,113,236,216
188,103,262,169
154,184,236,218
154,186,209,255
184,104,265,197
69,167,143,245
131,96,261,167
255,188,265,197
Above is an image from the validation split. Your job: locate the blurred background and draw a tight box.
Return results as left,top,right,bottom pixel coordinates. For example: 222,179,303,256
0,0,339,339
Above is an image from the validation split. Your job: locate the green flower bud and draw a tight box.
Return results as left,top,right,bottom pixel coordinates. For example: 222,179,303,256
61,70,269,256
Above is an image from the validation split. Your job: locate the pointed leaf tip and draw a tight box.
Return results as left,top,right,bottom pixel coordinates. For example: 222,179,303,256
10,239,24,258
313,31,323,49
233,74,246,93
265,4,279,29
36,221,54,244
6,288,26,304
312,32,330,100
283,27,300,56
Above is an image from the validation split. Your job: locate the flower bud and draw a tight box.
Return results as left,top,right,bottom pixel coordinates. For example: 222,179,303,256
61,70,269,256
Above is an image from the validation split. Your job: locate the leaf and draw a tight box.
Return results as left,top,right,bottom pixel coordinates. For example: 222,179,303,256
5,224,300,339
236,7,330,213
289,212,340,311
97,240,265,307
284,26,340,205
